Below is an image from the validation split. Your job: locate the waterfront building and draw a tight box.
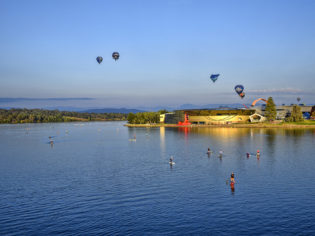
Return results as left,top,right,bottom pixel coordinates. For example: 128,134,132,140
163,109,256,125
253,105,313,120
161,105,314,125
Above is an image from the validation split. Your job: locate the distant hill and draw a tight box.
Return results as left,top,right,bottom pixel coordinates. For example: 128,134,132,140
82,108,146,114
177,103,250,110
132,104,250,112
1,104,254,113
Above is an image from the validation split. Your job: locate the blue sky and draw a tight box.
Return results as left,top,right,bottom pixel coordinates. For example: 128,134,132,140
1,0,314,108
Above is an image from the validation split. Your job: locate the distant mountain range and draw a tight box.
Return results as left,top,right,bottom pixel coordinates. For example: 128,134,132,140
82,108,145,114
0,106,146,114
125,103,250,112
177,103,249,110
54,104,250,112
1,104,253,113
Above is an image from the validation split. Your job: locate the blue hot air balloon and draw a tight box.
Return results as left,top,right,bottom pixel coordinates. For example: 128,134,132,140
234,85,244,95
210,74,220,83
96,56,103,64
112,52,120,61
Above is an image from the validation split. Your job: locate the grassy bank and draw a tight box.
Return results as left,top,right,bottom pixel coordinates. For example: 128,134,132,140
125,120,315,128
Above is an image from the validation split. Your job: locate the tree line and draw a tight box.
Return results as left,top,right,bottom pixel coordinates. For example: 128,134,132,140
0,108,127,124
264,97,304,122
127,110,168,124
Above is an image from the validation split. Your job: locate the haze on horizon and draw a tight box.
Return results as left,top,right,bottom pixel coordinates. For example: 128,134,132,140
1,0,314,109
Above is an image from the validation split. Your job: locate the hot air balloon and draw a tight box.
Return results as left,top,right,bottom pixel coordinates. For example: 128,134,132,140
239,92,245,99
210,74,220,83
96,56,103,64
112,52,120,61
234,85,244,95
297,97,301,102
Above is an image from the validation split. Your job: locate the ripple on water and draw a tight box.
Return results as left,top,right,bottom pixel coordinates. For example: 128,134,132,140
0,123,315,235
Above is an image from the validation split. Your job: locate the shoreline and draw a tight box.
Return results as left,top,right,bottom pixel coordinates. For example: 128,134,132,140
1,121,314,128
124,123,315,128
0,120,126,125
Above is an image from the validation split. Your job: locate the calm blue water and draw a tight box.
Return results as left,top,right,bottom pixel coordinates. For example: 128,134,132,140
1,122,315,235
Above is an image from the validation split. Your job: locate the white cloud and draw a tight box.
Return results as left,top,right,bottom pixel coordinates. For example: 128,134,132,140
247,88,302,94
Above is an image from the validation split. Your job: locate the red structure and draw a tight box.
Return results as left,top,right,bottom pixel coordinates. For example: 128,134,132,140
178,113,191,126
251,98,267,107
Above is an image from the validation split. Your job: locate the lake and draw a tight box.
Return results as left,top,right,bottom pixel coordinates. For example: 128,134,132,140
1,122,315,235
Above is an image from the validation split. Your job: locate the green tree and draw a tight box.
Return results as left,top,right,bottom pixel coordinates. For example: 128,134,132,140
158,109,168,114
286,105,303,122
264,97,277,121
127,113,136,124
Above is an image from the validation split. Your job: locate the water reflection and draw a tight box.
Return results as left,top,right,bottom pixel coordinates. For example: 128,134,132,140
187,127,252,139
177,127,189,143
176,127,315,141
264,129,277,156
231,185,235,194
127,127,138,141
160,127,165,153
175,127,315,164
178,128,256,154
284,129,307,136
285,129,307,151
178,127,314,137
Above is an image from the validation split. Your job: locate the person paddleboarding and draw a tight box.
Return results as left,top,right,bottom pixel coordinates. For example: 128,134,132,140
256,149,260,159
219,150,223,158
230,172,235,188
169,156,175,165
